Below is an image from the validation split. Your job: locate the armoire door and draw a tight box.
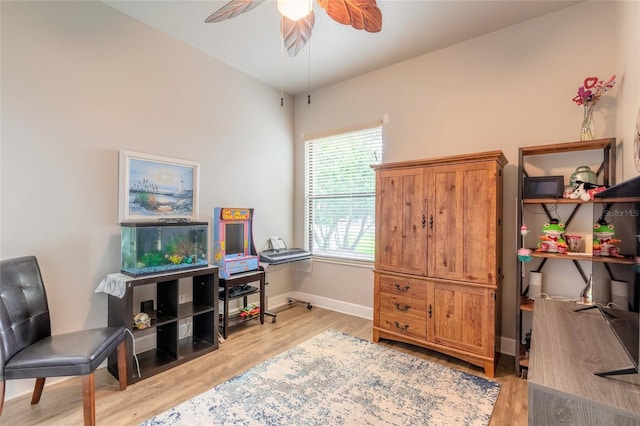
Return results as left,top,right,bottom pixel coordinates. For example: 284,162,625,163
427,280,494,357
375,168,427,276
427,162,500,284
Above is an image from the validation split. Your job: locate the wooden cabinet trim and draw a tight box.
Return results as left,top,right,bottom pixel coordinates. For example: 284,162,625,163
372,150,507,171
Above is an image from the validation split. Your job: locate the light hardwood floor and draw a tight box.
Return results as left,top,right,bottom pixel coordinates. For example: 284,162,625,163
1,304,528,425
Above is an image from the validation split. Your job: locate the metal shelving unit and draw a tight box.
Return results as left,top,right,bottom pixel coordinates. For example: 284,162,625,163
515,138,616,378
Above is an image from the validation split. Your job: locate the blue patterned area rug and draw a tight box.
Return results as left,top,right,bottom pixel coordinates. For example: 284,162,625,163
141,329,500,425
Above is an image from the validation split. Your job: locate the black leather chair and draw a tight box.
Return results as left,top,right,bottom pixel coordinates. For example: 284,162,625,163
0,256,127,425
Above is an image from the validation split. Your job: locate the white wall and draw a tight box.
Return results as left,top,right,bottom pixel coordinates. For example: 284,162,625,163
0,1,295,400
293,2,637,349
617,0,640,181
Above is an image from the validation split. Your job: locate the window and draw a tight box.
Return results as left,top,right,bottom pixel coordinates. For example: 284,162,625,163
304,123,383,262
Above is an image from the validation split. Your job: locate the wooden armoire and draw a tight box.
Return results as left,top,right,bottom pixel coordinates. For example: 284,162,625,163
372,151,507,377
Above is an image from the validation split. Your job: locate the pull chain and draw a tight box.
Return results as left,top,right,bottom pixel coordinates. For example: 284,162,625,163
307,29,311,105
280,19,285,107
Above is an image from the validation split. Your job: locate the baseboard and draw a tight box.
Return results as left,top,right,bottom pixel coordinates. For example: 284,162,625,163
269,291,373,320
499,336,516,357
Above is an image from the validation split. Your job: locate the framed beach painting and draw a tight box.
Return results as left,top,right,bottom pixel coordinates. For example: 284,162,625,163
118,150,200,223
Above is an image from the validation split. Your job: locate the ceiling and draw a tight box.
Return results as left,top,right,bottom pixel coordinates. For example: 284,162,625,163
104,0,580,96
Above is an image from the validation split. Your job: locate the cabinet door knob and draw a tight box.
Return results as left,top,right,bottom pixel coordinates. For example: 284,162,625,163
394,321,409,331
428,304,433,319
422,215,426,228
429,215,434,229
394,283,410,292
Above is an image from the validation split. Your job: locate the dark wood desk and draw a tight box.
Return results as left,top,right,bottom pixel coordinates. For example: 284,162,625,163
218,269,265,339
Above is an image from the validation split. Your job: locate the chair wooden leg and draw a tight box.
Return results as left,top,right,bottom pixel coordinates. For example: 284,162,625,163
116,340,127,390
0,380,5,415
31,377,46,405
81,373,96,426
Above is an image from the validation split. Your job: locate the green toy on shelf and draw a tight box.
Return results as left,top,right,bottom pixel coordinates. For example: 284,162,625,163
593,219,622,257
240,304,260,318
536,218,567,254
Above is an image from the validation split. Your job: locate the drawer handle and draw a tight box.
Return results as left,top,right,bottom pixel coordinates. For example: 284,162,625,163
394,283,410,292
394,321,409,331
394,303,410,311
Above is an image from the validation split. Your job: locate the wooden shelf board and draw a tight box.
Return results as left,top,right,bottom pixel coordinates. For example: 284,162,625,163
134,348,177,379
520,298,535,312
177,302,215,318
219,310,262,329
519,138,615,156
523,197,640,204
595,197,640,203
522,198,590,204
178,337,216,359
218,287,260,300
529,251,635,265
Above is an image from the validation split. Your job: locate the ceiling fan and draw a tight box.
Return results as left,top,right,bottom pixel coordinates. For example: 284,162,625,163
205,0,383,57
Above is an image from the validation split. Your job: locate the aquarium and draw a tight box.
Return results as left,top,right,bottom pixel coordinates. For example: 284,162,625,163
121,221,209,276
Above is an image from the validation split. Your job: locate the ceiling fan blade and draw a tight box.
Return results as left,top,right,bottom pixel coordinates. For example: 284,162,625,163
317,0,382,32
281,11,315,57
205,0,265,23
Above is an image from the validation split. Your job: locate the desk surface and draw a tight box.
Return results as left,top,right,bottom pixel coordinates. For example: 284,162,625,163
529,298,640,419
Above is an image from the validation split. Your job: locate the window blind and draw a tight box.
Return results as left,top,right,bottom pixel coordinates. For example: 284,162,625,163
304,124,383,262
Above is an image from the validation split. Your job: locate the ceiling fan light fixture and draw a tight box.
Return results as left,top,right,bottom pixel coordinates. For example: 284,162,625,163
206,0,381,57
277,0,313,21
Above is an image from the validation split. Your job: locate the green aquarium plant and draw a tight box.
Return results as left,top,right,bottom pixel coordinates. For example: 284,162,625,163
139,252,165,267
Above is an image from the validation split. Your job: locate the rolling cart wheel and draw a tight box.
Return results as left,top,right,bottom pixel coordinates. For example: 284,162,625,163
307,303,313,310
272,316,277,323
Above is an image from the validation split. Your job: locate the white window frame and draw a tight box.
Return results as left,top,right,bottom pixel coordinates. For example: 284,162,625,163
303,120,383,263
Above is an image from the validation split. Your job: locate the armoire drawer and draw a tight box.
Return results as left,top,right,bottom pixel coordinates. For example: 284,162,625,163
379,307,426,340
379,294,426,318
379,274,427,299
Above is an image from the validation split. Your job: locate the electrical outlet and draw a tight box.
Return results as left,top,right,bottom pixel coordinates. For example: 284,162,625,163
179,295,186,304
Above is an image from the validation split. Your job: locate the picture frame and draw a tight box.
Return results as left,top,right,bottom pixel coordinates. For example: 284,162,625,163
118,150,200,223
523,176,564,199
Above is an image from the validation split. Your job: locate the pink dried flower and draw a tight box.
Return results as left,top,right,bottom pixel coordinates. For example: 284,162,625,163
584,76,598,89
571,74,616,106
